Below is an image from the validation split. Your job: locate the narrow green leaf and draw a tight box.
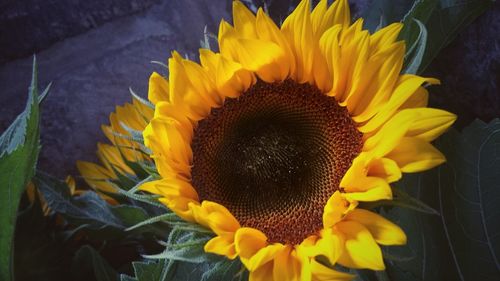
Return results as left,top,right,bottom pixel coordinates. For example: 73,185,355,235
0,57,42,281
129,87,155,110
403,19,428,74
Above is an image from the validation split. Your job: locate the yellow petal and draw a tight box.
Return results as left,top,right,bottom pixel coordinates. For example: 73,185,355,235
235,227,268,261
340,154,393,201
218,19,234,44
148,72,169,104
255,8,294,79
220,34,286,82
204,233,237,259
329,0,350,28
319,25,342,96
362,109,417,158
76,161,117,193
336,221,385,270
345,209,406,245
386,137,446,173
200,49,255,99
312,0,350,36
369,23,403,55
405,108,456,142
310,259,354,281
247,244,286,271
367,157,402,183
140,179,198,221
352,42,405,122
249,262,274,281
400,86,429,109
97,143,135,176
315,228,344,264
281,0,314,83
233,1,258,38
273,246,301,281
191,201,240,234
359,75,439,133
168,52,215,121
154,101,193,141
323,191,349,228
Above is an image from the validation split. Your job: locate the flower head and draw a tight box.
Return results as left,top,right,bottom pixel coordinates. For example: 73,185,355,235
141,0,456,279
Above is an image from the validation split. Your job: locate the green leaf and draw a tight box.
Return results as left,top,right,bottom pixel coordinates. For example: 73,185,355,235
72,245,118,281
399,0,494,73
432,119,500,279
0,57,42,281
129,259,173,281
383,174,462,281
34,172,165,239
144,228,211,263
14,192,70,281
201,259,248,281
385,119,500,280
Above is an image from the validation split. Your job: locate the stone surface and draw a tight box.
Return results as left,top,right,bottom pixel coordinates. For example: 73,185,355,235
0,0,230,178
0,0,159,63
0,0,499,180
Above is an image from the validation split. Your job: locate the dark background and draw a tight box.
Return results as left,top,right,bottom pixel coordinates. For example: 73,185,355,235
0,0,498,179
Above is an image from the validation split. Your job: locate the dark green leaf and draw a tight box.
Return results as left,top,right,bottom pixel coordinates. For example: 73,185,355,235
72,245,118,281
432,119,500,279
383,174,461,281
385,119,500,280
34,172,162,239
399,0,494,73
14,193,70,281
0,57,42,281
201,259,247,281
144,229,211,263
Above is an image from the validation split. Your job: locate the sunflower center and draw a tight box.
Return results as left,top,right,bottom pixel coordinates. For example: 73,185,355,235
191,79,362,245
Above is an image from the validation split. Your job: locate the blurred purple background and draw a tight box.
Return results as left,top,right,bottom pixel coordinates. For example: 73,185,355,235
0,0,498,179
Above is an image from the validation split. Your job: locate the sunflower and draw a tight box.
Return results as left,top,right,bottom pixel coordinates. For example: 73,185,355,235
140,0,456,279
77,97,154,196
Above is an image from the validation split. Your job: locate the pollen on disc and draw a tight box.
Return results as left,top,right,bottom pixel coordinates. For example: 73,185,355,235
191,79,362,245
